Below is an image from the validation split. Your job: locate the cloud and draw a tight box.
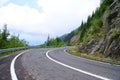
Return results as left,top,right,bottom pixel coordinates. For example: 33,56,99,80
37,0,100,35
0,3,46,45
0,0,9,7
0,0,100,45
0,3,45,30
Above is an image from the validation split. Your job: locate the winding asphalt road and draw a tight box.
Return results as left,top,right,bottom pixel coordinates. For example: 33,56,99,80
0,47,120,80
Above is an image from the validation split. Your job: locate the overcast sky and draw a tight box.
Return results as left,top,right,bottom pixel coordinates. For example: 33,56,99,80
0,0,100,45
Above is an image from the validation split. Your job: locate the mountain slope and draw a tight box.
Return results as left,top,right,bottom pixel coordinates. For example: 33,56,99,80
63,0,120,58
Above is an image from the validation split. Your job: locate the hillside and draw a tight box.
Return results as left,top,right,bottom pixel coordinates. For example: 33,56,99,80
62,0,120,58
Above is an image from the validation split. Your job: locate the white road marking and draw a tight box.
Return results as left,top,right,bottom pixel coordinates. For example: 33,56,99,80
64,49,120,67
46,50,112,80
10,50,30,80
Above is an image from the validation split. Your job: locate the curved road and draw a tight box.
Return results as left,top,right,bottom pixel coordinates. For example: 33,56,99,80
0,47,120,80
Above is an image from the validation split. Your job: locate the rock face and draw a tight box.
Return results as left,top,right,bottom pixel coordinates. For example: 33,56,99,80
78,0,120,58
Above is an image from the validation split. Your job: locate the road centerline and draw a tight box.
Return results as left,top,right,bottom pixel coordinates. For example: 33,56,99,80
46,50,112,80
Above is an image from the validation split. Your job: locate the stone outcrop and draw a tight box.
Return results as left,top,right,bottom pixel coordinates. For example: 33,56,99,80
78,0,120,58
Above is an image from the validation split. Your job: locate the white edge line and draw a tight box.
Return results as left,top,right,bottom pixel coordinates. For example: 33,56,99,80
46,50,112,80
10,50,30,80
64,49,120,67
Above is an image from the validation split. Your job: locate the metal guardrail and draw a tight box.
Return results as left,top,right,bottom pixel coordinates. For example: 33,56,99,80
0,47,29,54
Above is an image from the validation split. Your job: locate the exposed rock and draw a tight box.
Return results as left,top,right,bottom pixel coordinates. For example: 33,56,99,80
108,0,120,26
78,0,120,58
78,43,88,53
90,38,104,54
70,34,80,45
108,36,120,57
87,39,95,45
102,10,109,33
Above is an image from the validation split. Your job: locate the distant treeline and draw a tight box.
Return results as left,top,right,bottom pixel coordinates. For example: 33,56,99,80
0,24,28,49
40,36,66,48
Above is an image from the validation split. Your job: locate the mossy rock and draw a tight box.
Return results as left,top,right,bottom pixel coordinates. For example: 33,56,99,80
110,29,120,39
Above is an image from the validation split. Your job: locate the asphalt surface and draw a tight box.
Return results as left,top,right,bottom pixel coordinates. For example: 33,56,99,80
0,55,12,80
21,48,120,80
0,50,33,80
0,47,120,80
0,51,25,80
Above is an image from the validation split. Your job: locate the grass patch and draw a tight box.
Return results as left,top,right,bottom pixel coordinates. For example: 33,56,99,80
0,51,13,57
67,47,120,65
0,49,26,58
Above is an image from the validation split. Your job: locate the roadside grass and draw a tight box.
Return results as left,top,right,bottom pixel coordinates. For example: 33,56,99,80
67,47,120,65
0,51,14,57
0,47,31,58
0,49,28,58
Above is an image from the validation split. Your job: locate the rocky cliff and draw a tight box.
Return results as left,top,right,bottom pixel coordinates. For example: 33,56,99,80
78,0,120,58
